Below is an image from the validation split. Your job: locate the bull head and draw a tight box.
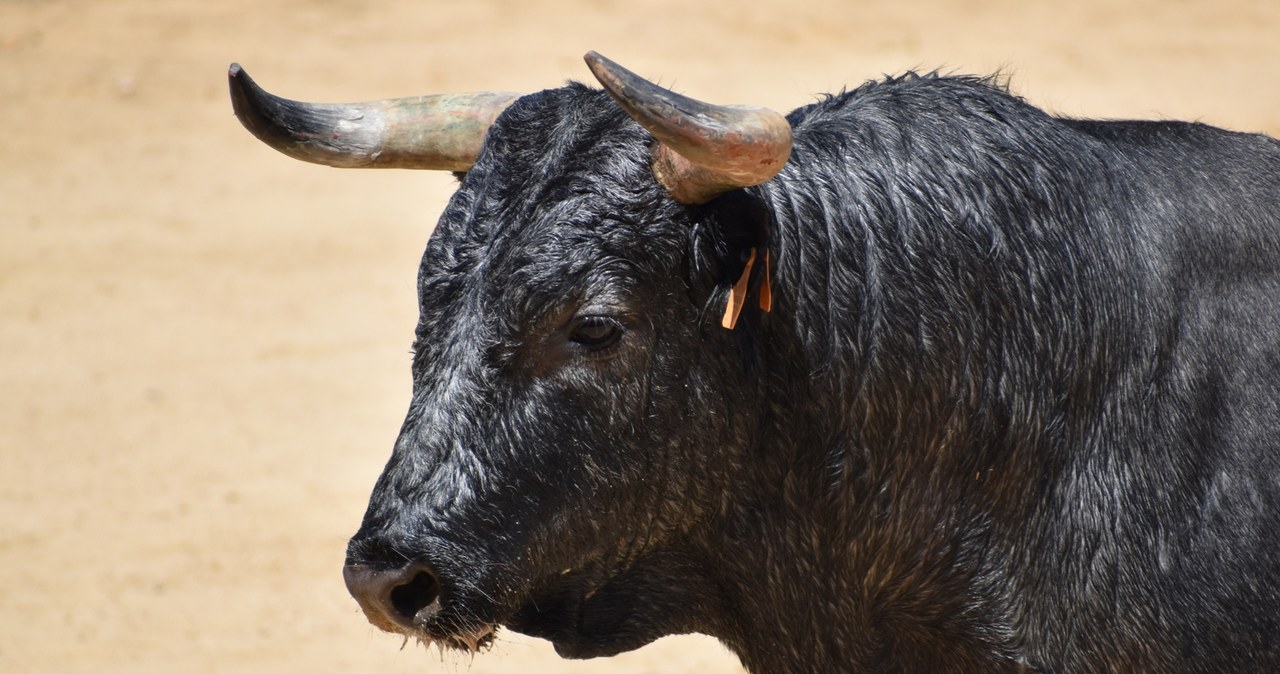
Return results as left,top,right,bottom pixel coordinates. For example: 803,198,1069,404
228,53,791,203
230,53,794,661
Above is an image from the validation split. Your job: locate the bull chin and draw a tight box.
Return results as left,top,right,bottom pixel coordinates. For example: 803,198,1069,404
506,547,720,659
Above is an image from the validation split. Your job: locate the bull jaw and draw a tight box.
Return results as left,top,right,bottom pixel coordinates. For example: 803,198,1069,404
505,562,700,660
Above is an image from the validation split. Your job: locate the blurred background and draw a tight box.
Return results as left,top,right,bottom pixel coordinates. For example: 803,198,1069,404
2,1,1277,672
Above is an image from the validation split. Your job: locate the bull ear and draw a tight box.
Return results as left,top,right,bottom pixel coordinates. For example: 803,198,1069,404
227,63,520,172
584,52,792,205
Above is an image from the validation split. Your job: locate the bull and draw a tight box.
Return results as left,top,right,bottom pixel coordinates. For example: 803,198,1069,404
228,52,1280,672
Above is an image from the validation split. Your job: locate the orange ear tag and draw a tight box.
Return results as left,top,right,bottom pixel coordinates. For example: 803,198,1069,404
759,250,772,313
721,247,757,330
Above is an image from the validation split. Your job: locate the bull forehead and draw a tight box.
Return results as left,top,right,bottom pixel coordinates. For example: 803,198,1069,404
422,86,651,271
412,84,686,361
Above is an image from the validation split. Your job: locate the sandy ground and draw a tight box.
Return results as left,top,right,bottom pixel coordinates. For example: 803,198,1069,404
2,1,1278,672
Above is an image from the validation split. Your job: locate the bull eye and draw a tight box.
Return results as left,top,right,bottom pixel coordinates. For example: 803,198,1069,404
569,315,624,350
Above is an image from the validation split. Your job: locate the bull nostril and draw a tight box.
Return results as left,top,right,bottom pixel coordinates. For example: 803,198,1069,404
344,562,444,632
388,569,441,622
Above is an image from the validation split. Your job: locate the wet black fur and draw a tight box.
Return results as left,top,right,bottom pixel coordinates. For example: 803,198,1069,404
346,72,1280,672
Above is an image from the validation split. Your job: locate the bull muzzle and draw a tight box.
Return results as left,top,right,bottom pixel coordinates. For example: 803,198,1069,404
342,562,441,632
343,560,496,652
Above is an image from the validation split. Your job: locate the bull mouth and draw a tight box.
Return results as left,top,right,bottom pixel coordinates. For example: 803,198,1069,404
373,575,610,658
365,572,596,657
407,623,499,655
347,548,704,659
363,604,501,655
369,604,500,655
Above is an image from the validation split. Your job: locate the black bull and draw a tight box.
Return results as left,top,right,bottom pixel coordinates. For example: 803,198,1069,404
230,53,1280,672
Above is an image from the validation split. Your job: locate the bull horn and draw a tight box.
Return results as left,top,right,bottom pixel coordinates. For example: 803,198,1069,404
584,51,792,204
227,63,520,171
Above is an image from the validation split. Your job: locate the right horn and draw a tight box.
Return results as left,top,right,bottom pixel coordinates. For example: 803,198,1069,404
228,63,520,172
584,51,792,204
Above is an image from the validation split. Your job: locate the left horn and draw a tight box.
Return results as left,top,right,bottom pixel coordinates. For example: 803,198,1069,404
228,63,520,171
584,51,792,204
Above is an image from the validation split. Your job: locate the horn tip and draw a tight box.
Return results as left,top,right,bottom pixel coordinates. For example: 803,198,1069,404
582,51,635,103
583,51,608,79
583,51,631,84
227,62,258,109
227,62,262,131
226,62,306,157
228,62,255,98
